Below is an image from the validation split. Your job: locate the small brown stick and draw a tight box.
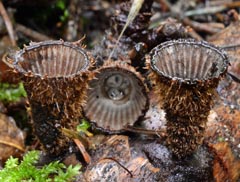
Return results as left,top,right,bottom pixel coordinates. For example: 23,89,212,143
186,27,203,40
225,1,240,8
220,44,240,50
207,0,232,7
124,126,166,139
184,6,226,17
182,18,222,34
100,157,133,178
0,139,25,152
159,0,172,11
62,127,91,163
73,138,91,164
0,1,16,46
15,23,52,41
227,72,240,84
185,2,240,17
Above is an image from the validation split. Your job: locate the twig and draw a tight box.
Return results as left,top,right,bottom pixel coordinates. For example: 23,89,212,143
161,0,198,17
185,2,240,17
159,0,172,11
15,23,52,41
0,139,25,151
227,72,240,84
220,44,240,50
182,17,223,34
74,138,91,164
124,126,166,139
225,1,240,8
100,157,133,178
186,27,203,40
0,1,16,46
184,6,226,17
207,0,232,7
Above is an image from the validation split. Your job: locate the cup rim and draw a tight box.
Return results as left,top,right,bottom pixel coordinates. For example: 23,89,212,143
13,40,90,78
150,39,229,84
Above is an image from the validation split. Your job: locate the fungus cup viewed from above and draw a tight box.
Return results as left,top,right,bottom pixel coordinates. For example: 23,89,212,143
11,40,93,156
84,61,149,133
148,39,229,158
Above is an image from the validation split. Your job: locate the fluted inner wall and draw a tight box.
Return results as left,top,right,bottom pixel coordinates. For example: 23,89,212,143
84,63,148,133
13,41,92,156
149,39,229,158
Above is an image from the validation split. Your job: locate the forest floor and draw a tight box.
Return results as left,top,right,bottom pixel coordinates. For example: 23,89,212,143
0,0,239,182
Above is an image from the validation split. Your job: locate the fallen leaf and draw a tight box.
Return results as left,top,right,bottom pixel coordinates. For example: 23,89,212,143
84,135,160,182
208,21,240,46
208,20,240,78
119,156,160,181
0,113,25,162
207,105,240,157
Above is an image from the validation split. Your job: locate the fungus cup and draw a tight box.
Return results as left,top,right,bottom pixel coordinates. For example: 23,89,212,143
84,61,149,133
12,40,93,156
148,39,229,158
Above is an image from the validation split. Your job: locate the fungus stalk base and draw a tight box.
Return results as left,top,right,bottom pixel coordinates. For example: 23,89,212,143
23,75,89,156
150,72,218,158
30,102,76,155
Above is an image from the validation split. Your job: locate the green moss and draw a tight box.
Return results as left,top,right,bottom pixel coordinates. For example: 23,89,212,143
0,82,26,103
77,119,91,133
0,151,81,182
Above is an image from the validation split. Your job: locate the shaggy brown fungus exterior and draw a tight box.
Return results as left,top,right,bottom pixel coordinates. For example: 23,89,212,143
148,39,229,158
83,61,149,133
12,40,93,156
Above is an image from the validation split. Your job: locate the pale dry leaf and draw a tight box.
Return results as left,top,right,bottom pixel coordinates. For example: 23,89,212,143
0,113,25,162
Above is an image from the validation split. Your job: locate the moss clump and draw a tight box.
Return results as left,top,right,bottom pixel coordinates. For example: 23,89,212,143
0,82,26,103
0,150,81,182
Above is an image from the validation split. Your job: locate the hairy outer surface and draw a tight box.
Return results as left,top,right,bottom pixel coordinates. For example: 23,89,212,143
13,40,93,156
148,39,229,158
